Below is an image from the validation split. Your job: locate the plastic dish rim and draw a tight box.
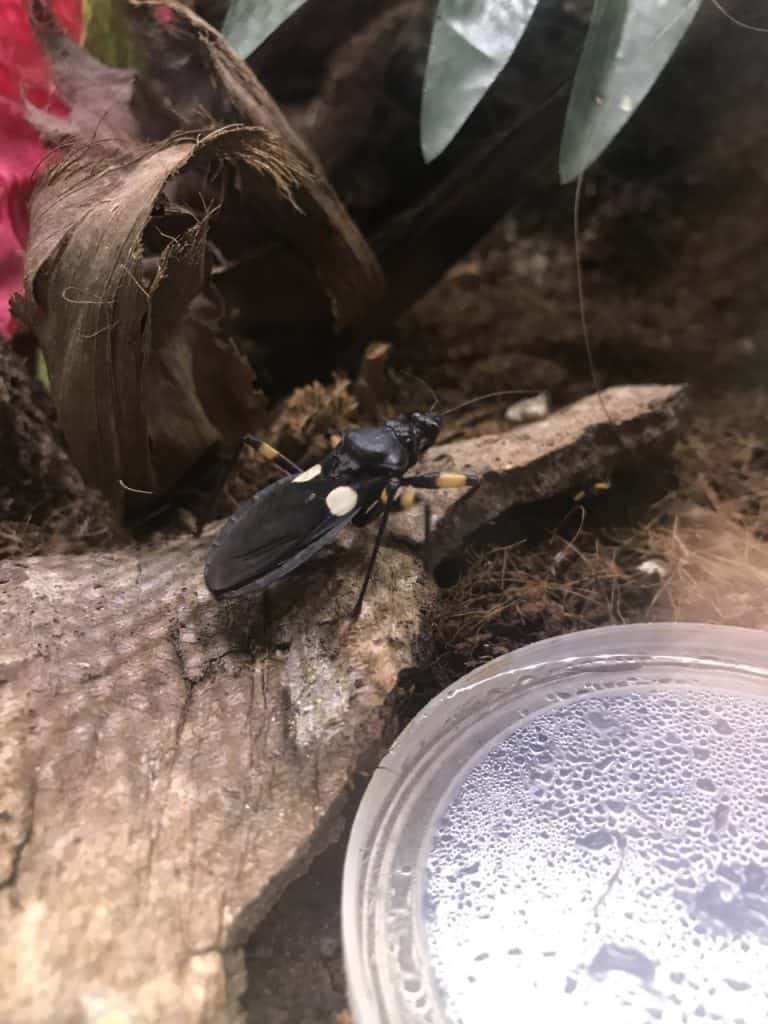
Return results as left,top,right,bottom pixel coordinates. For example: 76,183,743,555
341,621,768,1024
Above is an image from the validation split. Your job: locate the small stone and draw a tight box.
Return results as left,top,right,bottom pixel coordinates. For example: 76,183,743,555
504,391,551,424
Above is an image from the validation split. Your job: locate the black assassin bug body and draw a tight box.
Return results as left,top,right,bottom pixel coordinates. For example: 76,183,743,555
204,411,478,618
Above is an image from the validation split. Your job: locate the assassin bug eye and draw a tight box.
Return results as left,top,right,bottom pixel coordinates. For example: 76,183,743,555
409,412,441,450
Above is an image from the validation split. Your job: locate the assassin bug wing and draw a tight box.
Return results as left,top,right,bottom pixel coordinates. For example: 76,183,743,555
204,472,385,599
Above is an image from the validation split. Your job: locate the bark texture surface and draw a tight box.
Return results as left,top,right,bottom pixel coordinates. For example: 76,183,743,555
0,530,429,1024
391,384,686,566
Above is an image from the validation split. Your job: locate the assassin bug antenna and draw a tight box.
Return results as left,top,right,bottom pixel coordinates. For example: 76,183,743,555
386,367,441,412
442,389,541,417
573,172,631,453
395,376,536,418
404,371,441,412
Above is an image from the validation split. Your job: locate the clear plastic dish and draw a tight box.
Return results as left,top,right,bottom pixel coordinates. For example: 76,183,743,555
342,623,768,1024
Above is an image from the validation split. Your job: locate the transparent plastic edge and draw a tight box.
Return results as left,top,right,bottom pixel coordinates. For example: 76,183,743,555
341,621,768,1024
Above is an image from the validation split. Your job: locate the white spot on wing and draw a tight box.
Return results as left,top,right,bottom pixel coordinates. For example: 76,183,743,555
326,485,358,516
292,463,322,483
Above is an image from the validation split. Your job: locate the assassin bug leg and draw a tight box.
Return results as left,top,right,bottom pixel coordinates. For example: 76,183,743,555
377,485,418,512
350,473,472,617
423,501,432,549
400,471,481,490
393,485,418,511
353,485,419,529
351,480,399,620
196,436,301,535
241,435,302,476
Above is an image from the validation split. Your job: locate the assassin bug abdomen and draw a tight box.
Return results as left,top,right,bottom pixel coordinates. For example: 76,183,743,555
204,410,478,618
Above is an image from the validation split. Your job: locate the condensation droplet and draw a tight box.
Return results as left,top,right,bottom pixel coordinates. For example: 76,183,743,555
423,685,768,1023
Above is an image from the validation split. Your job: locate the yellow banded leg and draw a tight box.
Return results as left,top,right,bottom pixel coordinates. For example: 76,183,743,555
379,485,419,511
394,485,418,511
396,473,479,550
196,434,302,534
572,480,611,502
242,434,301,475
401,471,481,490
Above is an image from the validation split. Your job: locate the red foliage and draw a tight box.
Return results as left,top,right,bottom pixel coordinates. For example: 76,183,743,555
0,0,81,337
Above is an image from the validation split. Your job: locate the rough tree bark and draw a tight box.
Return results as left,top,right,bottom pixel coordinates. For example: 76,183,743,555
0,533,430,1024
391,385,686,568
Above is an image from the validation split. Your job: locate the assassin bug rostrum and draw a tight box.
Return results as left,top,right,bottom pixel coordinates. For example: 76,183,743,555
204,408,482,619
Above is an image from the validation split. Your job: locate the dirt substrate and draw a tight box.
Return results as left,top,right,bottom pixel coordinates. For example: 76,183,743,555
395,206,768,695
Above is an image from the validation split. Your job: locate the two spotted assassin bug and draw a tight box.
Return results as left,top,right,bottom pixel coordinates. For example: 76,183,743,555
204,395,520,618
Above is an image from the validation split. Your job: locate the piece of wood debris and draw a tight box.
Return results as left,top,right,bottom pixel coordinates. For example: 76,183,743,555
504,391,551,424
352,340,393,421
390,384,686,568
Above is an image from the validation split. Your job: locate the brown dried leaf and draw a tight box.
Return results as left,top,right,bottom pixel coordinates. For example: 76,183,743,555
29,0,385,329
18,3,385,516
142,0,386,326
143,296,266,488
12,126,300,512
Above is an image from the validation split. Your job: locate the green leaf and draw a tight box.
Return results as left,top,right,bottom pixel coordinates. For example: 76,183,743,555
35,348,51,393
222,0,309,60
559,0,702,183
81,0,144,69
421,0,541,164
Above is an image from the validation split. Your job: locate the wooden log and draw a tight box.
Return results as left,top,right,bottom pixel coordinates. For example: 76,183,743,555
0,531,430,1023
390,384,687,568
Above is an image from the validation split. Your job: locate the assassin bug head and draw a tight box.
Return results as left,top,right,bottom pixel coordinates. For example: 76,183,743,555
408,410,442,454
403,389,537,457
400,389,538,461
